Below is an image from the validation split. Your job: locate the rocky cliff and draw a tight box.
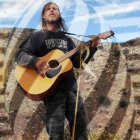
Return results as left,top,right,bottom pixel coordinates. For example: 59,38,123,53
0,28,140,140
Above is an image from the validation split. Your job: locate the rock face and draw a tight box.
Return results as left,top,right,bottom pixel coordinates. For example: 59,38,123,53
0,28,140,140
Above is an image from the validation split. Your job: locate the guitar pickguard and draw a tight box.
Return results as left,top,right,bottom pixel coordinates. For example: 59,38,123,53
45,66,62,78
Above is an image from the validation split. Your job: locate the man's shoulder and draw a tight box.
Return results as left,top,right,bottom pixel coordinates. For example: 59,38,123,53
32,29,46,36
60,32,74,42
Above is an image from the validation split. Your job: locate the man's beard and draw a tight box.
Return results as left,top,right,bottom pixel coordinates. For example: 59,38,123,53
45,17,60,24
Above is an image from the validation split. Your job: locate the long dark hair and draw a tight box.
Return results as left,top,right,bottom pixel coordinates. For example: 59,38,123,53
41,2,67,32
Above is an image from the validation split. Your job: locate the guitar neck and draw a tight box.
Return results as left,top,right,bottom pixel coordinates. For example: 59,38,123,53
57,30,114,63
57,45,83,63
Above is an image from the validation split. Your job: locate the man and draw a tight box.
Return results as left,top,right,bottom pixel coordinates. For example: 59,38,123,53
15,2,99,140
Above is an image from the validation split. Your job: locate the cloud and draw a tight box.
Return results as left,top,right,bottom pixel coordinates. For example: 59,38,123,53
68,0,89,35
106,17,140,28
16,0,45,28
71,1,140,23
0,0,35,21
0,2,23,19
95,1,140,17
0,0,48,28
116,31,140,42
52,0,65,12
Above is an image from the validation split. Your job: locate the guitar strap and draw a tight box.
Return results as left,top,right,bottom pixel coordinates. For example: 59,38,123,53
72,49,83,140
61,31,92,38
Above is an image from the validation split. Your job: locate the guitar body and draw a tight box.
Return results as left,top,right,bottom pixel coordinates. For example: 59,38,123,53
15,49,73,101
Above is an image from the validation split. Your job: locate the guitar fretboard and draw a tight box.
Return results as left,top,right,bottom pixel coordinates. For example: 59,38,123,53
57,45,84,63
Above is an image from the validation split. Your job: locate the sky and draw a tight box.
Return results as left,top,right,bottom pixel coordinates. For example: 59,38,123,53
0,0,140,43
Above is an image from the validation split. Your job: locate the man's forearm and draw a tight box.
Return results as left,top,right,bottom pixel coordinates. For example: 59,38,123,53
15,51,38,69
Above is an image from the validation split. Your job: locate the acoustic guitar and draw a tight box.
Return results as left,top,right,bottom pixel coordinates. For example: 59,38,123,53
15,31,114,101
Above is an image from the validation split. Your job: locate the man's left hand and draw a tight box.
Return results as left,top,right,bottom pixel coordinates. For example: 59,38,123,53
90,36,101,48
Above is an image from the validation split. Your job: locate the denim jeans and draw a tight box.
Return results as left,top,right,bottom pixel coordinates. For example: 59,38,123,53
43,89,88,140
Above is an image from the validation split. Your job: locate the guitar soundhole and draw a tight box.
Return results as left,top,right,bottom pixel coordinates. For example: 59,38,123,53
49,60,59,68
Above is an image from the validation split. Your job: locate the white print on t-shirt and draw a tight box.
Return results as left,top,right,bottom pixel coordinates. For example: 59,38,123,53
45,38,67,49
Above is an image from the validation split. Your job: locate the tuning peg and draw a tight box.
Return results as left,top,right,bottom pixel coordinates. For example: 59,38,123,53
110,30,115,36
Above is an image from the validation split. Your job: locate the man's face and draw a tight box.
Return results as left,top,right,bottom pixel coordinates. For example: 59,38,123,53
43,4,60,24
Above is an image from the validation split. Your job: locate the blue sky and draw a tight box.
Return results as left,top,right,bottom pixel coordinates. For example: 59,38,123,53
0,0,140,42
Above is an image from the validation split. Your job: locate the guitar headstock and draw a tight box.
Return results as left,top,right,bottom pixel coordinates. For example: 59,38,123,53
98,30,115,40
86,30,115,48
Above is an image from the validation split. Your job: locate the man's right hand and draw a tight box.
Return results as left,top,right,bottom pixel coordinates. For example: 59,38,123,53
35,59,49,77
36,59,49,70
